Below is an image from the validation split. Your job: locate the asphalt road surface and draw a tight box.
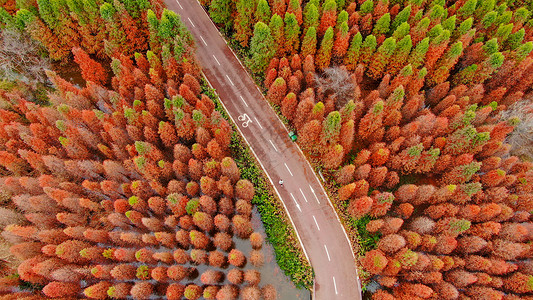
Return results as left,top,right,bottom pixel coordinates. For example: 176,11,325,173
164,1,362,298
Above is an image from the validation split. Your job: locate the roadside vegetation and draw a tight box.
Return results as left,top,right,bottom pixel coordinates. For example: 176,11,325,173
202,0,533,298
203,81,314,289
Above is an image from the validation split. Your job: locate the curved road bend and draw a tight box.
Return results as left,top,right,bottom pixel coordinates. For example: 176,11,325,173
165,1,361,298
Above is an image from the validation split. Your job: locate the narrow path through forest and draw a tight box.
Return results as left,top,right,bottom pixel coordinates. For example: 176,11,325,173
164,1,362,298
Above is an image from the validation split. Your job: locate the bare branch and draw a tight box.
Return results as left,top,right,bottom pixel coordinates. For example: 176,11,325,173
315,66,356,109
499,99,533,160
0,27,51,85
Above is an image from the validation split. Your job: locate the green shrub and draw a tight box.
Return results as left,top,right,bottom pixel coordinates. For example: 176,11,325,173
351,214,381,256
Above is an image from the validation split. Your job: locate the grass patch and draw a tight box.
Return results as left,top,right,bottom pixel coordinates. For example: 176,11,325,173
350,214,381,256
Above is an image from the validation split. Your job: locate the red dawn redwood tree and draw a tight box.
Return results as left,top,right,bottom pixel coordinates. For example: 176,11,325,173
318,0,337,36
287,0,303,25
234,0,255,47
72,47,108,85
271,0,286,16
281,92,298,120
228,249,245,267
266,77,287,106
322,144,344,169
299,120,322,155
333,21,350,59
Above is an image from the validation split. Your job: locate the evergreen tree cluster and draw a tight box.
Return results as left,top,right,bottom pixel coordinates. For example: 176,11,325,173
0,0,173,61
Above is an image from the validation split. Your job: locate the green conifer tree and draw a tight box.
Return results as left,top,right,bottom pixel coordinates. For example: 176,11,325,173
359,34,377,65
388,35,412,76
303,2,319,34
373,13,391,36
344,32,362,70
209,0,232,30
284,12,300,55
269,14,285,56
336,10,348,29
316,26,334,70
391,22,410,41
359,0,373,16
255,0,271,24
248,22,276,73
407,37,429,69
301,26,317,57
455,17,473,39
322,111,342,144
367,37,397,79
390,5,411,33
457,0,477,19
504,28,525,51
442,15,456,33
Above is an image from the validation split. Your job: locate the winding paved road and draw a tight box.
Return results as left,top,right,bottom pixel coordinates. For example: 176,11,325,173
164,1,362,298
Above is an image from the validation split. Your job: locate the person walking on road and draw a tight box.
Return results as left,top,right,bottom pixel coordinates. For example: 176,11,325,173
279,179,284,186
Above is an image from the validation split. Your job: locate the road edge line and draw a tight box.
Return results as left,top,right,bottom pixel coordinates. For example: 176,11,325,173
201,70,313,271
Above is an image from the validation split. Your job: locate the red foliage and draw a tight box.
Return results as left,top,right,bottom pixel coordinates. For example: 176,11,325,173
166,283,185,300
84,281,112,299
361,250,388,274
348,196,373,218
281,92,298,119
266,77,287,106
43,281,80,297
318,11,337,36
377,234,406,253
228,249,245,267
336,164,355,185
72,47,107,85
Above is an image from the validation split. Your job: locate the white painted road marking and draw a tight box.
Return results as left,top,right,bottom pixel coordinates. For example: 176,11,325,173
254,117,263,129
285,163,293,176
310,185,321,204
290,193,302,212
200,36,208,46
333,276,338,294
299,188,308,203
187,17,195,28
239,95,248,107
237,114,252,128
313,215,320,231
269,140,278,152
175,0,183,9
213,55,220,65
324,244,331,261
226,75,234,86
